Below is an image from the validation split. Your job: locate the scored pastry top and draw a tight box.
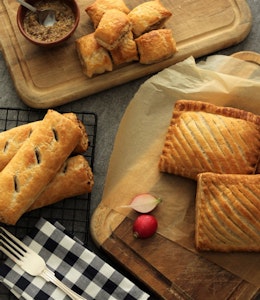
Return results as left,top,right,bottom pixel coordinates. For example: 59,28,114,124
195,172,260,252
159,100,260,180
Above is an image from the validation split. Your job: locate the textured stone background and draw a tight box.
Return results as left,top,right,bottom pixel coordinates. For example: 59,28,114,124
0,1,259,298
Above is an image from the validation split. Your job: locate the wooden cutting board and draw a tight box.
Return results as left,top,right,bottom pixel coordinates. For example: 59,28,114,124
90,52,260,300
0,0,252,108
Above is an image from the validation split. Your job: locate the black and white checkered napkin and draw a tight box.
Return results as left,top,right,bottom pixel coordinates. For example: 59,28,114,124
0,218,150,300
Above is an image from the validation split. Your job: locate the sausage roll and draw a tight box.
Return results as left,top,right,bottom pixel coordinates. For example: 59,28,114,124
128,0,172,37
135,29,176,64
28,155,94,211
76,33,113,78
94,9,132,51
110,31,139,65
0,113,88,171
85,0,130,28
0,110,82,225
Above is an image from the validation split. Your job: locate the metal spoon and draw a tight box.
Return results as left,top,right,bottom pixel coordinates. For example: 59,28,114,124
17,0,56,27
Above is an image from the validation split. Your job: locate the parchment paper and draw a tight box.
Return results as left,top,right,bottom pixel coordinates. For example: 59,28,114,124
101,55,260,287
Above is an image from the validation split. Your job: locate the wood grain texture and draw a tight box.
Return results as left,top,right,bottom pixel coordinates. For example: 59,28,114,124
0,0,252,108
102,217,259,299
90,53,260,299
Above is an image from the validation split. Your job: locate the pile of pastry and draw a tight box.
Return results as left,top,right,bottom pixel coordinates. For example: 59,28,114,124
159,100,260,252
76,0,176,78
0,110,94,225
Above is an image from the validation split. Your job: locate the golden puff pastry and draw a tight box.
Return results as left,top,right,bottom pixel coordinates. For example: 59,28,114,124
94,9,132,51
0,110,82,225
28,155,94,211
0,113,88,171
85,0,130,28
128,0,172,37
195,172,260,252
76,33,113,78
135,29,176,64
110,31,139,65
159,100,260,180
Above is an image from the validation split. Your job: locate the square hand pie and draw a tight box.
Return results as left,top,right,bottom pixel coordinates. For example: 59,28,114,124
135,29,176,64
195,172,260,252
94,9,132,50
159,100,260,180
85,0,130,28
128,0,172,37
110,31,139,65
75,33,113,78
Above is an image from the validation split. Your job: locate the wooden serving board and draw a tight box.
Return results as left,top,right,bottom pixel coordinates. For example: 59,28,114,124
90,52,260,300
0,0,252,108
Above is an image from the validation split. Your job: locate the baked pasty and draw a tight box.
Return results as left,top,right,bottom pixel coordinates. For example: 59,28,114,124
135,29,176,64
85,0,130,28
76,33,113,78
110,31,139,65
94,9,132,50
0,110,82,225
195,172,260,252
128,0,172,37
28,155,94,211
159,100,260,180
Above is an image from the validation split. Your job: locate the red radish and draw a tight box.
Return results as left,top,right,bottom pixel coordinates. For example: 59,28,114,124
123,193,162,213
133,214,158,239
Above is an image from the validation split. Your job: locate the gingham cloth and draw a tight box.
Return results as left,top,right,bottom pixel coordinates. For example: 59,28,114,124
0,218,150,300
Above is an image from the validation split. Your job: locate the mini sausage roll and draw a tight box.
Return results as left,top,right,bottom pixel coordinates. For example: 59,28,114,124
94,9,132,51
128,0,172,37
76,33,113,78
110,31,139,65
135,29,176,64
85,0,130,28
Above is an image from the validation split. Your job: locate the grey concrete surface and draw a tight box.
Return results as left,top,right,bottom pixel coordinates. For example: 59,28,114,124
0,0,259,298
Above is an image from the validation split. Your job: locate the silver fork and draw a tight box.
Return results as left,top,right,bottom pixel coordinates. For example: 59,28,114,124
0,227,86,300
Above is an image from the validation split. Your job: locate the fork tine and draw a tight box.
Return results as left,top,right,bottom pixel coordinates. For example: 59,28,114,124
0,241,22,265
0,227,29,264
0,227,29,252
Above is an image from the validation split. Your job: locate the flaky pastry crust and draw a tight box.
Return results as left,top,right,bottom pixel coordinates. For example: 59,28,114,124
28,155,94,211
128,0,172,37
76,33,113,78
94,9,132,50
135,29,176,64
110,31,139,65
85,0,130,28
195,172,260,252
159,100,260,180
0,110,82,225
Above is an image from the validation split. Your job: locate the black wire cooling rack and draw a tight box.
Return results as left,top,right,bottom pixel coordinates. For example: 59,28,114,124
0,108,97,299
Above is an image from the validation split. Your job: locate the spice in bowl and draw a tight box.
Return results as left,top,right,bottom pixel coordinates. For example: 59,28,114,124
23,0,75,43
